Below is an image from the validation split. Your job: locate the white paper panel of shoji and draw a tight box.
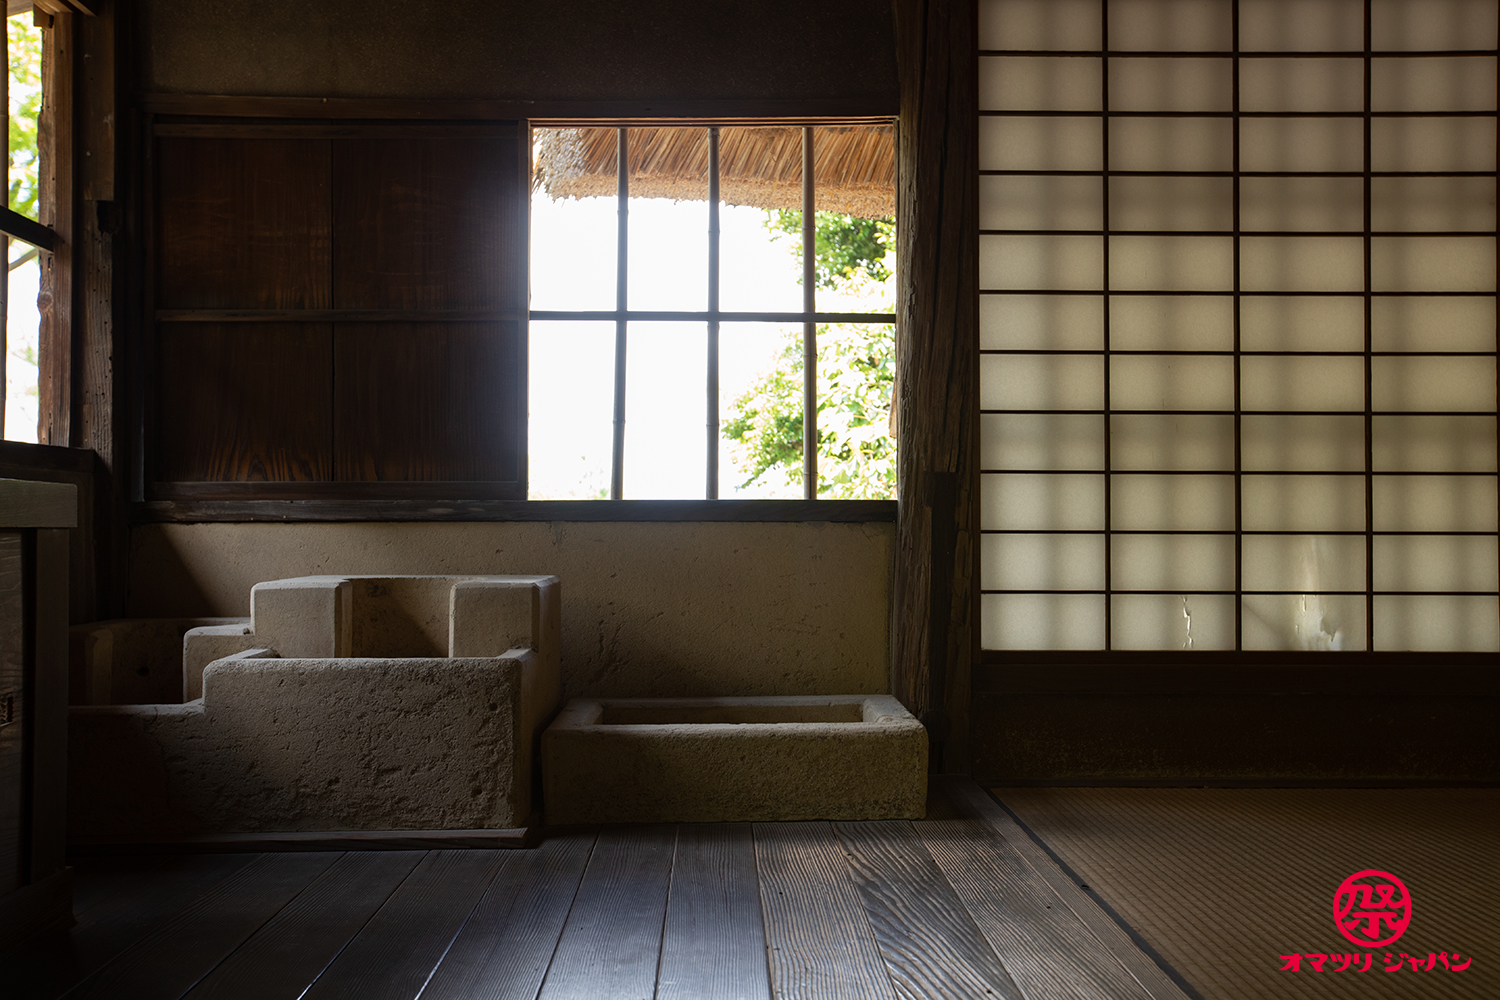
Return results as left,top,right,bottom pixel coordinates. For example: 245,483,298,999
1243,593,1367,650
1112,533,1237,591
1112,594,1236,650
1242,534,1368,593
1374,595,1499,651
982,593,1106,650
981,353,1106,411
1241,475,1367,532
982,532,1107,591
982,413,1106,470
1109,295,1233,351
982,294,1104,351
1242,415,1367,472
1111,474,1238,531
1111,414,1236,471
982,473,1108,531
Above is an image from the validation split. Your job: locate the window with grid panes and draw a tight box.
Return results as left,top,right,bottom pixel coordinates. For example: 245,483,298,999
528,124,897,501
977,0,1499,651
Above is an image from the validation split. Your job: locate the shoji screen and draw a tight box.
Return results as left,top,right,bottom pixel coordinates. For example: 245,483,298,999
977,0,1499,651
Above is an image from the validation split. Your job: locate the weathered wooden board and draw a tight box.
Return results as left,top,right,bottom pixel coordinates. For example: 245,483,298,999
68,852,342,1000
155,137,333,311
536,825,675,1000
181,851,424,1000
833,820,1024,1000
332,322,521,483
754,822,897,1000
29,853,263,996
657,824,772,1000
330,135,521,312
156,323,333,483
67,856,171,919
0,532,24,898
419,831,596,1000
299,849,510,1000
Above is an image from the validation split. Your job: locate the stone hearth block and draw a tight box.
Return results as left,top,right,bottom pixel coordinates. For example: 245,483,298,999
70,617,248,706
70,649,536,838
70,574,562,839
182,574,560,701
542,695,927,823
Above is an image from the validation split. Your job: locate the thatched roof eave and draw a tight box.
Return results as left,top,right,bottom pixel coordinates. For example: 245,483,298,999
534,125,895,219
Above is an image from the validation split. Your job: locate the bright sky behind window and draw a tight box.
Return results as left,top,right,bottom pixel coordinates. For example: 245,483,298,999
529,192,839,499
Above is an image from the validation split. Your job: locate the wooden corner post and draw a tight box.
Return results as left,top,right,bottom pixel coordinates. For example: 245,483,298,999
37,8,75,448
891,0,978,774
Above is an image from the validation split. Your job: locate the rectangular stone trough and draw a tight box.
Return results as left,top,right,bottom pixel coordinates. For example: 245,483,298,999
542,695,927,824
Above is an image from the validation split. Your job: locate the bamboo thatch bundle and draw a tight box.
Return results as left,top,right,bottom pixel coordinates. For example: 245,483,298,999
533,125,895,219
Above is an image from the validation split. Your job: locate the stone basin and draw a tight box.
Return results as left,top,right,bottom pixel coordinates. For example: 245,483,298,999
541,694,927,824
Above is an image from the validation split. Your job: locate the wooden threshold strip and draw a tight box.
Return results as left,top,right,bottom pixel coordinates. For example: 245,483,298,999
68,826,537,855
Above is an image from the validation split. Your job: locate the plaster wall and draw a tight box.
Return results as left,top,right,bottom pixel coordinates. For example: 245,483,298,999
127,521,893,701
137,0,899,105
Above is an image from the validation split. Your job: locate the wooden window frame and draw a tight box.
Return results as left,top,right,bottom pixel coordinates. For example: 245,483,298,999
528,121,897,502
1,4,72,447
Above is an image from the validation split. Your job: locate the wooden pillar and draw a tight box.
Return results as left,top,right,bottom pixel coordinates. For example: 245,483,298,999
37,9,74,449
891,0,978,773
77,0,115,463
76,0,118,617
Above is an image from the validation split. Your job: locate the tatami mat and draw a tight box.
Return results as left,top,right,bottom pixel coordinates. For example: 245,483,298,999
994,787,1499,1000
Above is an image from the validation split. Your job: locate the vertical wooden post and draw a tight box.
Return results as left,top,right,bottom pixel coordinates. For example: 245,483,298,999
78,0,114,461
611,127,628,500
891,0,978,773
801,127,816,499
706,126,720,499
75,0,114,618
37,9,73,448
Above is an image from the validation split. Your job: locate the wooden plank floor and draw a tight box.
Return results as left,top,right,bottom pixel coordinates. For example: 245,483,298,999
4,781,1188,1000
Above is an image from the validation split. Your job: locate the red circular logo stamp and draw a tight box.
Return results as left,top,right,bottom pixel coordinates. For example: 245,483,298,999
1333,870,1412,948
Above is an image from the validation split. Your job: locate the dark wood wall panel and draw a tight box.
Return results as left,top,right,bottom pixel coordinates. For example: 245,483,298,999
150,125,525,493
0,532,23,897
156,138,332,309
332,135,520,311
138,0,897,107
157,324,334,482
333,323,520,484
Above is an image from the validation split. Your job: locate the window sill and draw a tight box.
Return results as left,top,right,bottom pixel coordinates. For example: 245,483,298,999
132,498,900,524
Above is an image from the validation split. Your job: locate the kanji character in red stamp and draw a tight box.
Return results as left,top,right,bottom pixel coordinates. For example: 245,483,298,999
1334,870,1412,948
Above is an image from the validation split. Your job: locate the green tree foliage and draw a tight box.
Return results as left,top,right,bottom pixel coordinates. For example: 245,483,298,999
9,15,43,221
723,322,895,498
765,210,895,289
724,212,896,499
